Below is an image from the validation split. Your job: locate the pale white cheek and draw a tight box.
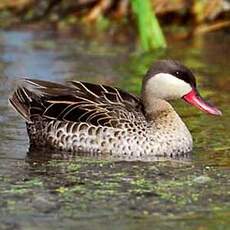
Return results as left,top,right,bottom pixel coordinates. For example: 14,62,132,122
145,73,192,100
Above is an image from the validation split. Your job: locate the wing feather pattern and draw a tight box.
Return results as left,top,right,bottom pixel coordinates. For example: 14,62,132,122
9,79,145,128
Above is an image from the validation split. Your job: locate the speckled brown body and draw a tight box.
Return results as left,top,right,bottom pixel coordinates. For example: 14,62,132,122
26,104,192,158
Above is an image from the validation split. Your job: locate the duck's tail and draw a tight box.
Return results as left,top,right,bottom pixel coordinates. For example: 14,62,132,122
9,80,34,122
9,79,67,122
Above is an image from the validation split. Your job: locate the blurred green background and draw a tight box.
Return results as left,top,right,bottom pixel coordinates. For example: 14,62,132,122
0,0,229,50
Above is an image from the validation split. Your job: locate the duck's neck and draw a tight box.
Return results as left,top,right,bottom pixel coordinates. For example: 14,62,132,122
141,95,175,119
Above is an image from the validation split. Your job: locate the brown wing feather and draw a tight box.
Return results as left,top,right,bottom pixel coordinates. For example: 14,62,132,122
9,79,145,128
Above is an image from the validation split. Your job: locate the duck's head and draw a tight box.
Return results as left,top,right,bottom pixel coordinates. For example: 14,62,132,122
142,60,222,116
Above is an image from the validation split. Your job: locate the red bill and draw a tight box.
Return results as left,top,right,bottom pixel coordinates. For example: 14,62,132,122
183,88,222,116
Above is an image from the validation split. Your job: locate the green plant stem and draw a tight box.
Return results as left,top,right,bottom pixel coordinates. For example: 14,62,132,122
131,0,167,51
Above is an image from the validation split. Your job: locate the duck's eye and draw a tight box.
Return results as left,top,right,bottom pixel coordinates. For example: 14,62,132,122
175,71,181,76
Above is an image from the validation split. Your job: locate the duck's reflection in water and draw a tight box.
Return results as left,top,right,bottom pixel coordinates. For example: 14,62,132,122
26,145,192,165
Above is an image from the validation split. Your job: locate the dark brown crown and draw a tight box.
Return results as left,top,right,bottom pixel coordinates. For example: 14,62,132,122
143,60,197,88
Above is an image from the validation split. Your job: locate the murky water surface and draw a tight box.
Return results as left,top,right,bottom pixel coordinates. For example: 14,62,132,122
0,29,229,229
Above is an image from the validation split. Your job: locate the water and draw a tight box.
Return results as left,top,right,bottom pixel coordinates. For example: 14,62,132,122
0,29,229,229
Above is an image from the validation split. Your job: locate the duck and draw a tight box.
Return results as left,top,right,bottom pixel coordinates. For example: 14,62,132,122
9,60,222,158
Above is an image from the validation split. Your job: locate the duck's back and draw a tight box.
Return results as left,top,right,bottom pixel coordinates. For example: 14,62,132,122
9,79,150,155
